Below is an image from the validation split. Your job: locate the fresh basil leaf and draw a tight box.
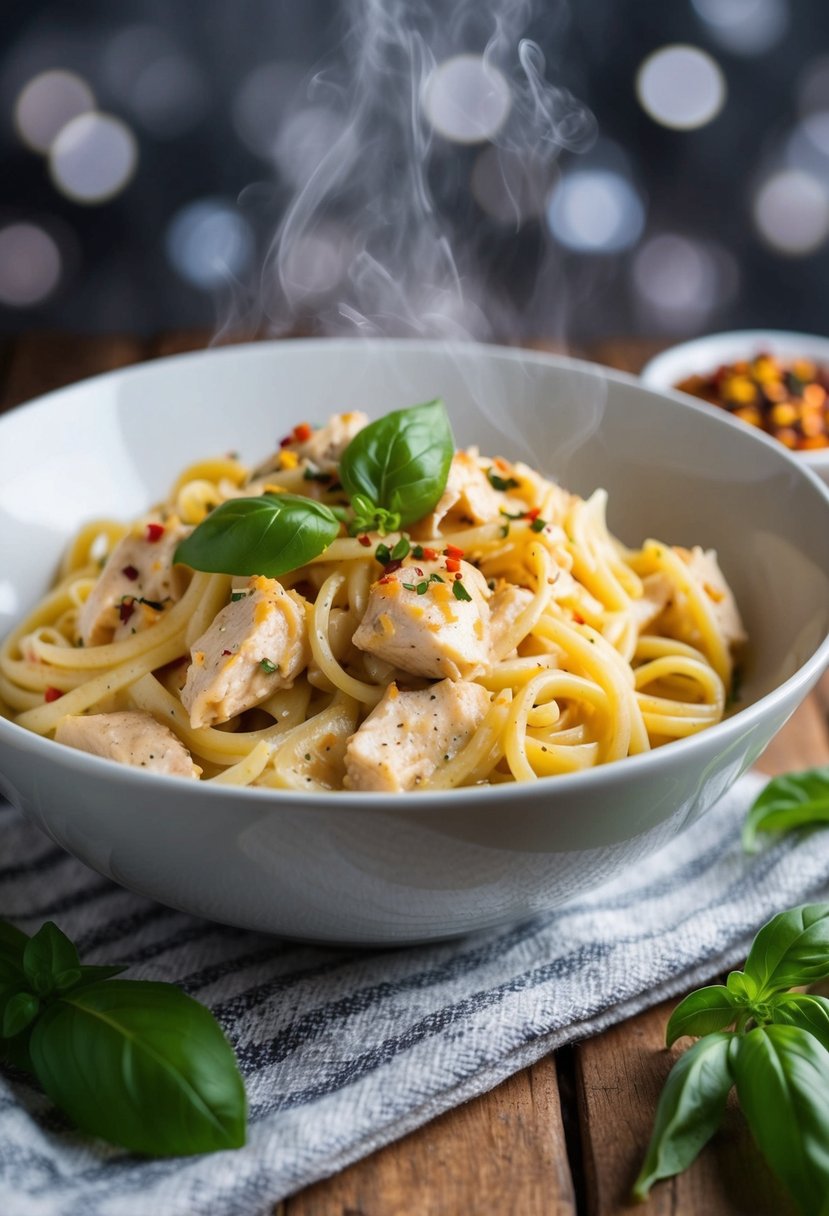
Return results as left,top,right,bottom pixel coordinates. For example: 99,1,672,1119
771,993,829,1054
744,903,829,996
632,1032,733,1200
29,980,246,1156
0,921,28,986
64,964,127,993
2,991,39,1038
23,922,80,997
743,767,829,853
730,1024,829,1215
725,970,758,1002
339,400,453,527
174,494,340,579
666,986,740,1046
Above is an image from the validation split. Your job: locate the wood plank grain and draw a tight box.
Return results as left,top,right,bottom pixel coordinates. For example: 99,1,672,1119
576,697,829,1215
285,1057,576,1216
576,1002,796,1216
0,332,148,413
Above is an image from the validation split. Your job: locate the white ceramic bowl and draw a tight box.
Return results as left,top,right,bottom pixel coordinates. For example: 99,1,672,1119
641,329,829,486
2,339,829,944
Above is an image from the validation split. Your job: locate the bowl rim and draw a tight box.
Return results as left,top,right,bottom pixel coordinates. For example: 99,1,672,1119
640,328,829,469
2,335,829,808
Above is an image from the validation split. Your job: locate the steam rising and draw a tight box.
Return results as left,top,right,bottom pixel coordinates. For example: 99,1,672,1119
243,0,596,342
228,0,605,467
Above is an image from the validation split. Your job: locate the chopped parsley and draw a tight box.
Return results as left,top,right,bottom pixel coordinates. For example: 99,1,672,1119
487,469,520,492
452,581,472,602
530,517,547,533
230,591,247,602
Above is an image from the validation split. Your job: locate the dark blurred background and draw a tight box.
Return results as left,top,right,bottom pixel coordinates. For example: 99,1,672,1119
1,0,828,343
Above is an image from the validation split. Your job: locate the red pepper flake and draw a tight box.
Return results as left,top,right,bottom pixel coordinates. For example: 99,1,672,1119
119,597,135,625
122,564,139,581
525,507,541,522
377,574,394,585
145,523,165,543
445,557,461,573
279,433,293,448
293,422,313,443
357,534,372,547
44,687,63,703
383,559,403,576
573,612,585,625
222,649,232,656
422,546,438,560
444,544,464,559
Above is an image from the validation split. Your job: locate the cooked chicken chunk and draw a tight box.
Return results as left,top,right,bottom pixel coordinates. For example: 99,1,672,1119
631,572,673,632
78,520,189,647
181,576,309,728
352,559,491,681
680,546,747,649
55,711,200,778
489,584,534,659
344,678,491,792
296,411,368,473
418,450,507,534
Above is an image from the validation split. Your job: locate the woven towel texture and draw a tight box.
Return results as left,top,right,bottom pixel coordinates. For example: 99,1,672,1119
2,772,829,1216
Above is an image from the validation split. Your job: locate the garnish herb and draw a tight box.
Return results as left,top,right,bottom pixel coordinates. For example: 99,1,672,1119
338,400,453,528
487,469,520,492
0,920,246,1157
530,517,547,533
375,542,392,565
259,658,277,674
174,493,340,578
230,591,247,602
743,767,829,853
176,401,455,575
452,581,472,602
391,535,411,561
635,903,829,1212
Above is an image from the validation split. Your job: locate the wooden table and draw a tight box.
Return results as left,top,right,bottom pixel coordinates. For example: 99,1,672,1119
2,331,824,1216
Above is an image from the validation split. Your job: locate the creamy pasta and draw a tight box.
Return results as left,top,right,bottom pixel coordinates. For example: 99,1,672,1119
0,405,746,792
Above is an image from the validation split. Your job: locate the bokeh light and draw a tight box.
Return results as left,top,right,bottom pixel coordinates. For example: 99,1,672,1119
753,169,829,255
546,169,645,253
165,199,255,289
422,54,511,144
799,56,829,115
636,45,726,130
691,0,788,56
632,233,739,329
470,147,550,225
49,113,138,204
14,70,95,154
0,223,62,307
232,61,306,158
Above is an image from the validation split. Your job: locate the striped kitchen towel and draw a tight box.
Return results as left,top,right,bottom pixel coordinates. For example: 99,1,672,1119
3,771,829,1216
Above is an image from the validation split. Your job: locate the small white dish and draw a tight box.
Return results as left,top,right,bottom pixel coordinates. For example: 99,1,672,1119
641,329,829,486
1,339,829,944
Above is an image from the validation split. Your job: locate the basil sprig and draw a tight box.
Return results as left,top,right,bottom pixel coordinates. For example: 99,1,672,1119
174,492,340,578
339,399,453,529
0,919,246,1157
743,766,829,852
175,400,455,575
634,903,829,1212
